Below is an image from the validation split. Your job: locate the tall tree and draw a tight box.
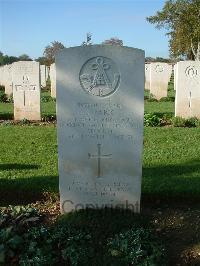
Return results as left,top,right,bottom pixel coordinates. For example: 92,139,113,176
147,0,200,60
102,37,123,46
43,41,65,65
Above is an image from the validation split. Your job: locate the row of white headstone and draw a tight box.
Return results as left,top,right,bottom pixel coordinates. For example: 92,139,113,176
0,59,199,121
0,63,49,94
145,61,200,118
0,61,57,120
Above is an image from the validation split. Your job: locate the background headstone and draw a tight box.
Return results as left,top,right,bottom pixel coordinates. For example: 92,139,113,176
150,62,172,100
56,45,144,214
3,64,13,95
175,61,200,118
145,64,150,90
12,61,41,120
46,66,49,80
40,65,47,88
174,64,177,91
50,63,56,97
0,66,4,87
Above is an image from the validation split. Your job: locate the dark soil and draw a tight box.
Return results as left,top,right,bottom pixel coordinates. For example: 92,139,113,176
3,192,200,265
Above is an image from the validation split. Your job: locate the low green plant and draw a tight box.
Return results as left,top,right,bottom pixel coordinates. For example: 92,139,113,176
0,85,5,91
185,117,198,127
172,117,200,127
144,113,161,127
0,120,14,126
107,228,166,265
160,96,175,102
42,114,56,122
0,91,7,103
19,118,30,125
149,93,158,102
171,117,186,127
0,206,42,265
194,119,200,127
41,95,53,103
0,207,166,265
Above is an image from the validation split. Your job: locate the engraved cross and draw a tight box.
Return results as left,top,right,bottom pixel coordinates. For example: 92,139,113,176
88,143,112,178
189,91,192,108
15,83,36,106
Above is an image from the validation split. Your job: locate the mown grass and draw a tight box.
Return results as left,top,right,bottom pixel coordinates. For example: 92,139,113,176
0,90,56,119
0,125,58,204
0,126,199,206
0,88,174,119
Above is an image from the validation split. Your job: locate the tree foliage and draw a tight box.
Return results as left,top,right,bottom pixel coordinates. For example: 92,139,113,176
35,56,48,65
0,52,21,66
147,0,200,59
102,37,123,46
18,54,32,61
43,41,65,65
145,56,173,63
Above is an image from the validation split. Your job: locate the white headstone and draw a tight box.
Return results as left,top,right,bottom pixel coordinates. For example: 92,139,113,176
56,45,144,214
50,63,56,97
46,66,49,80
173,64,177,91
40,65,47,88
3,64,13,95
175,61,200,118
150,62,172,100
12,61,41,120
145,64,150,90
0,66,4,86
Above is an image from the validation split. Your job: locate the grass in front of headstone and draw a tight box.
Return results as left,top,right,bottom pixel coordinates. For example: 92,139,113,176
0,126,58,205
144,82,175,118
0,93,56,120
1,126,200,205
143,127,200,201
0,125,200,264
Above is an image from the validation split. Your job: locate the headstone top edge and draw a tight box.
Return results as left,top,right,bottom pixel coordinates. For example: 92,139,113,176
56,45,145,59
12,61,40,65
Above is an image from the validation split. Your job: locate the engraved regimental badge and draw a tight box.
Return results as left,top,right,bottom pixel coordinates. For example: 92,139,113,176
79,56,120,97
185,66,198,78
155,64,164,73
185,65,200,84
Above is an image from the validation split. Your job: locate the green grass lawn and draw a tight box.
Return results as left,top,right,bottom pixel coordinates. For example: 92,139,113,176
0,88,175,119
1,84,199,206
144,101,174,115
0,101,56,119
0,125,199,206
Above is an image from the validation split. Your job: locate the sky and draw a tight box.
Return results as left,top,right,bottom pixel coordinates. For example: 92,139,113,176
0,0,170,59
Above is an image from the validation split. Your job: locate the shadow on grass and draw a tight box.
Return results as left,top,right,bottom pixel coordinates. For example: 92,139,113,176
0,160,200,206
142,159,200,203
0,113,13,120
0,164,39,171
153,111,174,118
0,175,58,206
